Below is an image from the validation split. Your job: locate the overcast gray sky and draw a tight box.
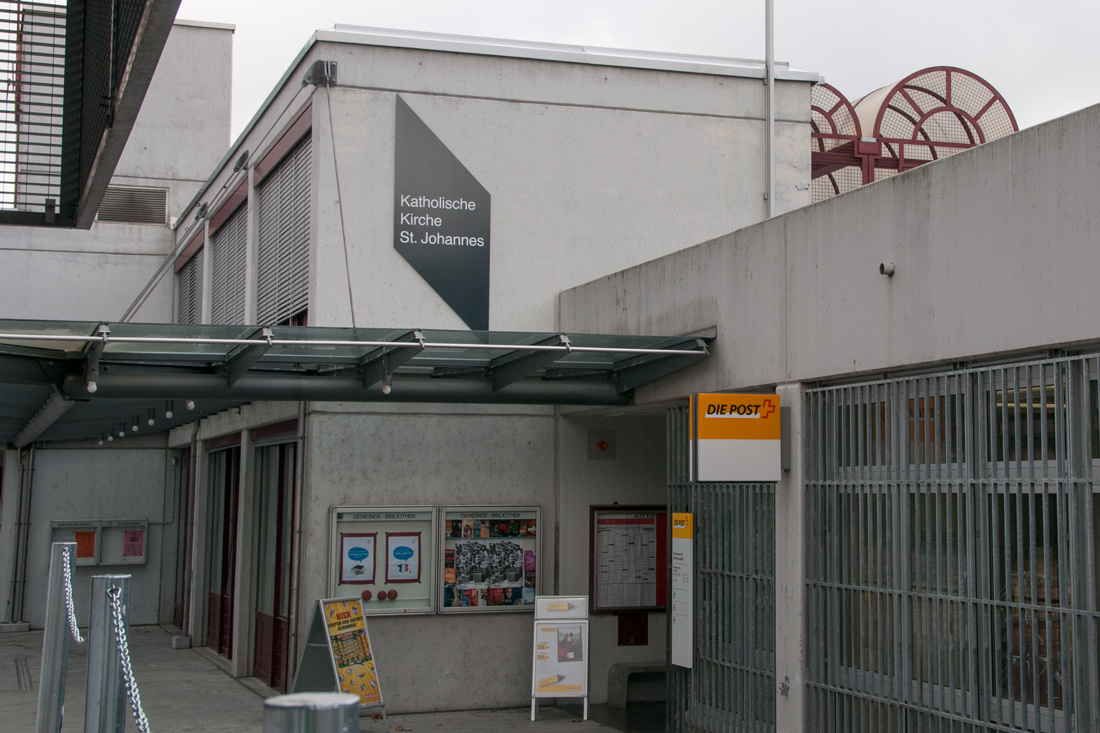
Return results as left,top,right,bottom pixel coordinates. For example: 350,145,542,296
177,0,1100,141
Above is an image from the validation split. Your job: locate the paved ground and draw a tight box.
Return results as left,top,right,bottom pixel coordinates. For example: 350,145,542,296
0,625,615,732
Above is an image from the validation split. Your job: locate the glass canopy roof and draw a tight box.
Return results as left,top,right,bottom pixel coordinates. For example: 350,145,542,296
0,319,710,446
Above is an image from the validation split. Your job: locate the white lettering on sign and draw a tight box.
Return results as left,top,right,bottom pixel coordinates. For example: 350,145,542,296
399,195,476,211
397,194,485,247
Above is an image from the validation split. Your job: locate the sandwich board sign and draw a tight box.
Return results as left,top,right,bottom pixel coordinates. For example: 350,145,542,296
530,596,589,721
292,597,385,717
690,393,781,482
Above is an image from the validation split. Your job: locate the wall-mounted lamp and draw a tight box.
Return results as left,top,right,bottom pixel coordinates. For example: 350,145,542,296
186,399,196,411
381,373,393,395
165,400,174,419
147,408,156,427
880,262,895,277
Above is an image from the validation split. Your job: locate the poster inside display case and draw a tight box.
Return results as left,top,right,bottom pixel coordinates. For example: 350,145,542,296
329,507,436,616
440,506,540,613
589,506,668,613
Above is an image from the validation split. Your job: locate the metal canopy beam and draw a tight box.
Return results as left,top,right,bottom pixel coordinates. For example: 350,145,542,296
489,334,570,391
613,338,708,393
14,390,74,449
82,324,110,392
359,330,424,389
61,372,629,406
225,328,272,386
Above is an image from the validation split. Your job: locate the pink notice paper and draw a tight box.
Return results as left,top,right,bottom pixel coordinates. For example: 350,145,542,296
123,530,145,557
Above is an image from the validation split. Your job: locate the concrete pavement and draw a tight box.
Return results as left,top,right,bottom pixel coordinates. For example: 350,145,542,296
0,625,615,731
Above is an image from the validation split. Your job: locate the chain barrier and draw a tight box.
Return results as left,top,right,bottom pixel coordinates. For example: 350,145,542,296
61,546,85,645
107,586,152,733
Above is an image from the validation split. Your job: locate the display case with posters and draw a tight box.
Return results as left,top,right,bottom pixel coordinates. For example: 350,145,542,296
329,507,436,616
439,506,541,613
589,506,668,613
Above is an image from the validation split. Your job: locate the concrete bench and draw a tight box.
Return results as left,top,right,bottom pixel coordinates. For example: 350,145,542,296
607,662,666,708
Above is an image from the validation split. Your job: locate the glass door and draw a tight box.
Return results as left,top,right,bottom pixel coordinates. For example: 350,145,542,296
206,446,240,658
253,442,296,690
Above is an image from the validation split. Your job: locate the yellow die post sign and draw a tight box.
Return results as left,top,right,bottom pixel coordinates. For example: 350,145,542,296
691,393,781,482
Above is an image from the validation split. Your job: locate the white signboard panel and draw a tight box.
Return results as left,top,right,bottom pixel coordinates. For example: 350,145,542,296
671,513,694,669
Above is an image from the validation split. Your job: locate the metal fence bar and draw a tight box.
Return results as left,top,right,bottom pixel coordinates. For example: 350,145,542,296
806,353,1100,733
35,541,74,733
666,406,776,732
85,574,128,733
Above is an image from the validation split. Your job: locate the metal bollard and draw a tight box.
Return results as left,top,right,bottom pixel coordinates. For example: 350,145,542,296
36,542,76,733
264,692,360,733
85,575,129,733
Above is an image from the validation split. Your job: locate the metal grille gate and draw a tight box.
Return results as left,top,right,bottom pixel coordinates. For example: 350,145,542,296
805,355,1100,732
668,406,777,732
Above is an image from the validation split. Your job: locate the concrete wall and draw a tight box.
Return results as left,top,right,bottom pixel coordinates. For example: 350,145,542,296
560,103,1100,399
115,20,234,208
301,404,556,711
22,442,171,628
0,20,233,323
557,413,668,703
307,38,811,331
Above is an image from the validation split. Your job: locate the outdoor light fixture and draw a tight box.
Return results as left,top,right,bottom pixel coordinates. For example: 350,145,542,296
186,399,195,411
381,373,393,395
98,434,105,446
107,434,114,442
118,425,126,438
85,379,97,393
165,400,174,419
880,262,895,277
131,415,139,432
147,408,156,426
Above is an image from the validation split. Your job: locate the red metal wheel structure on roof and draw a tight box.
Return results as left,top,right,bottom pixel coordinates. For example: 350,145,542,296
811,66,1018,203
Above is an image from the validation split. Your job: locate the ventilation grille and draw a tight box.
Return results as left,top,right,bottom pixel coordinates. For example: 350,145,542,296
97,185,167,224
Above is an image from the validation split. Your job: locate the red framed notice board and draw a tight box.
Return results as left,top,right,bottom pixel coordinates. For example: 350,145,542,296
589,506,668,613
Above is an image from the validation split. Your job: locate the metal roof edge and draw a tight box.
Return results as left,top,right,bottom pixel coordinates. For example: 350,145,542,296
319,25,822,82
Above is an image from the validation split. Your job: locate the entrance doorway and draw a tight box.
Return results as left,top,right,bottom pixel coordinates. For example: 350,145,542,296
253,440,296,691
206,445,240,658
173,448,193,632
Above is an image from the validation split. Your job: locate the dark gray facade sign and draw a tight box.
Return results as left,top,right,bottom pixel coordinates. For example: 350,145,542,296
394,96,491,330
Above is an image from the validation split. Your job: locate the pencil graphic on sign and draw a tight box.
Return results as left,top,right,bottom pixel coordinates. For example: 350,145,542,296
545,602,574,611
538,674,566,688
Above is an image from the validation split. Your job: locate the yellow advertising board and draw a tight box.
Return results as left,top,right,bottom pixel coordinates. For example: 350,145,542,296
321,598,383,707
691,393,781,482
293,596,384,713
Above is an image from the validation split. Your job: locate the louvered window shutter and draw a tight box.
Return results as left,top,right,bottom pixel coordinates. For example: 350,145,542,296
176,251,203,325
97,185,168,224
257,136,311,326
210,205,248,325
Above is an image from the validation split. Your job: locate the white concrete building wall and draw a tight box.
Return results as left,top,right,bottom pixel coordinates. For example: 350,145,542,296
22,444,170,628
301,403,556,711
304,35,812,330
0,20,233,324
